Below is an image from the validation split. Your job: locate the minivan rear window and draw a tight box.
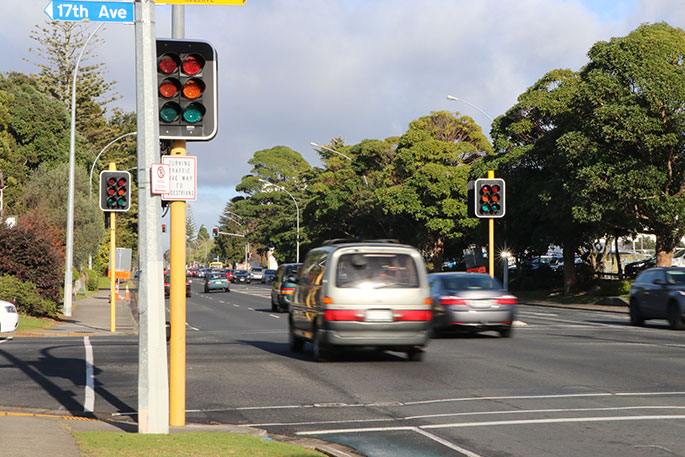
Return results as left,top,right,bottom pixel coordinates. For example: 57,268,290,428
336,253,419,288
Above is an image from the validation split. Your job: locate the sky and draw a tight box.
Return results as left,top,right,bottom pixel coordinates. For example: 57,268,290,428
1,0,684,235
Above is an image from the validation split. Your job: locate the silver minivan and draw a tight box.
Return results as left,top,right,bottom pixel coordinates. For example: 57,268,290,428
288,240,432,361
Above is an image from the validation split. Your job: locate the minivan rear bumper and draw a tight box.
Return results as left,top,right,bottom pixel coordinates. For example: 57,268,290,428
321,321,430,348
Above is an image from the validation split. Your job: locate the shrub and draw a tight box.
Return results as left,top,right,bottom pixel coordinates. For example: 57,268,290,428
598,279,631,296
575,262,596,291
85,268,99,291
0,223,63,303
0,274,59,317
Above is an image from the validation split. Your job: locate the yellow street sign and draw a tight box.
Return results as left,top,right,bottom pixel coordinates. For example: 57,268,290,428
156,0,246,4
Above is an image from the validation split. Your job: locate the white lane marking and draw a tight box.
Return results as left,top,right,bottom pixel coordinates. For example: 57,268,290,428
84,336,95,413
229,391,685,412
297,415,685,436
269,314,281,319
248,308,254,311
242,417,396,427
518,314,624,328
413,428,485,457
405,405,685,421
519,311,558,317
233,304,240,307
0,336,13,344
422,415,685,430
186,322,200,331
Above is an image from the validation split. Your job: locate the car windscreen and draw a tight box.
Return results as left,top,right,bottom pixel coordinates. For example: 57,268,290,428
666,270,685,284
207,274,223,280
235,270,246,274
335,253,419,288
442,275,502,291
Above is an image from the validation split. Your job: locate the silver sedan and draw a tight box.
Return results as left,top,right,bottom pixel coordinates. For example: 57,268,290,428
428,272,517,337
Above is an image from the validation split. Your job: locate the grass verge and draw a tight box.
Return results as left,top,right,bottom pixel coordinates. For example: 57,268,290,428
74,432,324,457
17,315,55,331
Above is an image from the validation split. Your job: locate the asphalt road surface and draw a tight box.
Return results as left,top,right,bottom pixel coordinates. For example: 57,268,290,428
1,280,684,457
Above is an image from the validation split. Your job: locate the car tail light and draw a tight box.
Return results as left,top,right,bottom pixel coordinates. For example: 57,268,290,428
393,310,432,321
440,297,467,305
280,287,295,295
323,296,334,305
496,298,518,305
324,310,363,321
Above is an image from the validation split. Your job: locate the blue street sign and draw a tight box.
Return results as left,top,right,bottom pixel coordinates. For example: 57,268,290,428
44,1,134,23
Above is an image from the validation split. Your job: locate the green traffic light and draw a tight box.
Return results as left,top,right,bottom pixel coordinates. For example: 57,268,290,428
183,103,205,123
160,102,181,123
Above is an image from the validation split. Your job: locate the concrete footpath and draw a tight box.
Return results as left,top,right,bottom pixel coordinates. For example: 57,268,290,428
1,289,361,457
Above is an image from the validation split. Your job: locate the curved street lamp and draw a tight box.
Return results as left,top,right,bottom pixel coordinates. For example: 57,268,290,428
310,141,369,188
258,179,299,263
446,95,494,123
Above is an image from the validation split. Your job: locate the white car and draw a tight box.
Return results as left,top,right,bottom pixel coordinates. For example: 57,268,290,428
0,300,18,333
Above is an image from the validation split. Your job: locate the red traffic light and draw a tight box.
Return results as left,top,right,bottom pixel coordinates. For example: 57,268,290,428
99,171,131,212
473,178,505,218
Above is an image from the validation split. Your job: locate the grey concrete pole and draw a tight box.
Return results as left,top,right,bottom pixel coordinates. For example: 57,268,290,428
135,0,169,434
63,22,103,317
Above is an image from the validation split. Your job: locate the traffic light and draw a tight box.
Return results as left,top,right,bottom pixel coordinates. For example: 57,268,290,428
212,228,218,237
474,178,505,218
157,39,217,141
99,171,131,212
162,224,166,233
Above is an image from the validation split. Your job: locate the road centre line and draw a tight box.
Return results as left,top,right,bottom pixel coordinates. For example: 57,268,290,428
83,336,94,413
516,314,625,328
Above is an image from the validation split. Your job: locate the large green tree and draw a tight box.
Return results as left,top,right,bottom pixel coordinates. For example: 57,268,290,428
379,111,491,270
564,22,685,267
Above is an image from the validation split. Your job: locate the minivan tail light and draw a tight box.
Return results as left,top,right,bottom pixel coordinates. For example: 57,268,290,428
440,297,467,306
496,298,518,305
323,296,334,305
280,287,295,295
393,310,432,321
324,310,363,321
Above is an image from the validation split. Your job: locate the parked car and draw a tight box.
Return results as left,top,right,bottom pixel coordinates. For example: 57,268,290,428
428,272,517,337
222,269,234,282
629,267,685,329
262,269,277,284
204,272,230,293
625,256,656,279
249,267,264,281
289,240,432,362
232,270,251,284
164,275,191,298
0,300,18,333
271,263,302,312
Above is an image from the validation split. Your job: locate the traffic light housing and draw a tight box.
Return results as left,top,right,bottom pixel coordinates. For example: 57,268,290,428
162,224,166,233
99,171,131,212
157,39,217,141
212,228,218,237
474,178,505,218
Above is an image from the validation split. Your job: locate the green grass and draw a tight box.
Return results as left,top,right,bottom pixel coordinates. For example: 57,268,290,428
17,315,55,331
74,432,324,457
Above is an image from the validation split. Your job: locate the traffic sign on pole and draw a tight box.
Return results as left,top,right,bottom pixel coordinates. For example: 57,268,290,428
44,1,134,23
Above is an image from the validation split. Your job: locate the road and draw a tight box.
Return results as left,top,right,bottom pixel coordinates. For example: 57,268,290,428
1,280,684,457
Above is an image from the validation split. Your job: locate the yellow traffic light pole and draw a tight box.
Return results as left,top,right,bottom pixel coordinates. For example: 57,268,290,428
169,140,187,426
109,162,117,332
488,170,495,279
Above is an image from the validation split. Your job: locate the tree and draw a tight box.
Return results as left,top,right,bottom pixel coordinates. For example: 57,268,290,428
20,162,105,269
25,21,119,139
378,111,491,270
565,22,685,267
232,146,311,264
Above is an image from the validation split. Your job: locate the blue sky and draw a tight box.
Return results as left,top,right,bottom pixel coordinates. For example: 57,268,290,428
1,0,683,234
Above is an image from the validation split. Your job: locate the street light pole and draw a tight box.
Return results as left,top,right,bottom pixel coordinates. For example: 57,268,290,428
446,95,494,123
258,179,299,263
310,141,368,187
63,22,103,318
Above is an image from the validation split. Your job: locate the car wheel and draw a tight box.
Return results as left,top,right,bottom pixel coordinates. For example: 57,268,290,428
629,299,645,326
407,349,424,362
667,302,684,330
289,319,304,353
499,326,513,338
312,327,329,362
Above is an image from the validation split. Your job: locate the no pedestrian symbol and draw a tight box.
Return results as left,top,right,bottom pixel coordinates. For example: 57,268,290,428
151,163,171,195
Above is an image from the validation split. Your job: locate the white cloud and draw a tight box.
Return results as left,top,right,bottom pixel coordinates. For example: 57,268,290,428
1,0,682,232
